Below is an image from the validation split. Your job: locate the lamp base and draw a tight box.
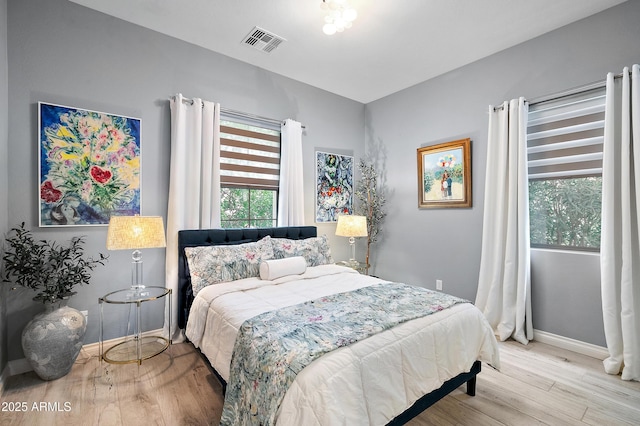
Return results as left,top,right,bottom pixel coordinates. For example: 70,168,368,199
130,284,147,296
130,251,145,292
344,259,361,269
337,259,361,270
126,286,149,299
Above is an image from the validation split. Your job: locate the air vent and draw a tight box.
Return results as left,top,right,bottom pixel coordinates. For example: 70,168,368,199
241,26,286,53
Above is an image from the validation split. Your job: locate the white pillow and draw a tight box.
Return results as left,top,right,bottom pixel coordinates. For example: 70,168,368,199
259,256,307,281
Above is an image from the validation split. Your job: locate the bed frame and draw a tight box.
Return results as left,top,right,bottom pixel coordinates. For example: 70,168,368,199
177,226,481,425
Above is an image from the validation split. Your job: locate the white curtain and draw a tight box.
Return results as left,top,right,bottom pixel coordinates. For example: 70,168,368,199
277,119,305,226
164,93,221,339
475,97,533,345
601,65,640,381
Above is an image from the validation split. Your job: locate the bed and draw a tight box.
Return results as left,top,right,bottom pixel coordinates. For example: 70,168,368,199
178,226,499,425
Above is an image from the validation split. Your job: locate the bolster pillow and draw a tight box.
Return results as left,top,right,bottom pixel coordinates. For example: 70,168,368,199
259,256,307,280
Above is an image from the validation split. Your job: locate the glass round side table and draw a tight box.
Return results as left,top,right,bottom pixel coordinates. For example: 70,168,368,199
336,260,370,275
99,286,171,365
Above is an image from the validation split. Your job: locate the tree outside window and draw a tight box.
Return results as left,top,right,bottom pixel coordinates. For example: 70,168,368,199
528,176,601,250
221,187,277,228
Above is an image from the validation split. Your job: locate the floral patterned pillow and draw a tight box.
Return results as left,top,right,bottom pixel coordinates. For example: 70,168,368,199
185,236,274,296
270,235,334,267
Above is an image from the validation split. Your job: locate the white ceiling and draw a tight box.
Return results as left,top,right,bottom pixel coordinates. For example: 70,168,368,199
69,0,627,104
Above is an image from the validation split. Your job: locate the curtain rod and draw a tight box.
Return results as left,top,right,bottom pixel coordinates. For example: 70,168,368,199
492,71,628,111
171,95,305,129
528,79,606,107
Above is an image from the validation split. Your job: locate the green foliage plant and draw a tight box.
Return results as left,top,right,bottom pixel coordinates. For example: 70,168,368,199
220,188,277,228
528,177,601,249
2,223,108,303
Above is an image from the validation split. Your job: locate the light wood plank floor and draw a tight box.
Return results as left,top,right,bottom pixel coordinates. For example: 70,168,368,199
2,340,639,425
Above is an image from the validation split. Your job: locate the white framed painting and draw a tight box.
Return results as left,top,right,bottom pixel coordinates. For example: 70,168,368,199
38,102,141,226
315,151,354,222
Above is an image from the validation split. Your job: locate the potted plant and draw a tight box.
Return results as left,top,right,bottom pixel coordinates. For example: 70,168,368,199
2,223,107,380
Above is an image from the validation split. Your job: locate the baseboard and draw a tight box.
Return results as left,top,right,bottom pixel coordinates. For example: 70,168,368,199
5,328,164,377
0,364,9,394
533,329,609,360
7,358,32,376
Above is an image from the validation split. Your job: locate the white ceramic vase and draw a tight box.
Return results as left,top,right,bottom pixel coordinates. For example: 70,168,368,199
21,299,86,381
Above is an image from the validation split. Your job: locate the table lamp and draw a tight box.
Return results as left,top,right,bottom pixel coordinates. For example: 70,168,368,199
106,215,166,290
335,215,367,269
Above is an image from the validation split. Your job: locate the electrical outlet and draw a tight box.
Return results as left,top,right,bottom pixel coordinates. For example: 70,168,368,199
81,310,88,325
436,279,443,291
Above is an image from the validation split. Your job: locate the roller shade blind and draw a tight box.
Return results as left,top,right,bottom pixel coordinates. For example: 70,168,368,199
220,120,281,190
527,87,605,180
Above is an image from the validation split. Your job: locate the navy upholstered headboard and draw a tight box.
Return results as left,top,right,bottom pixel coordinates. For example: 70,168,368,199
177,226,317,329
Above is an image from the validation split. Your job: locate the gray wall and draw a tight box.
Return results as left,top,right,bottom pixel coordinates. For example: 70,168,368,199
1,0,9,376
5,0,364,361
365,1,640,347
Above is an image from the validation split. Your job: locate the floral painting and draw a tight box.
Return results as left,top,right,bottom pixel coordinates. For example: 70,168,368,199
38,102,141,226
315,151,353,222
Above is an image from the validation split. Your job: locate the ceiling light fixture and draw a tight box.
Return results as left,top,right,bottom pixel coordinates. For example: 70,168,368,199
321,0,357,36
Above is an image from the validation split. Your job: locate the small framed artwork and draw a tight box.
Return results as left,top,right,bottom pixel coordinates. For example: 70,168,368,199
315,151,354,222
38,102,141,226
417,138,471,208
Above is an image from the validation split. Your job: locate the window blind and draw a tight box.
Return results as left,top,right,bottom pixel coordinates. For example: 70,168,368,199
527,87,605,180
220,120,281,190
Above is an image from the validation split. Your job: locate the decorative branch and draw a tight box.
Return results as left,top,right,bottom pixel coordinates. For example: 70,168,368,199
355,159,387,274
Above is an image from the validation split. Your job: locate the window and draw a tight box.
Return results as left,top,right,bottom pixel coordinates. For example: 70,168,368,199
219,118,281,228
527,87,605,250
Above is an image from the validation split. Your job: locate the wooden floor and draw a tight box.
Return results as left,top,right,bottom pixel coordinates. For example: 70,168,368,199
2,340,639,425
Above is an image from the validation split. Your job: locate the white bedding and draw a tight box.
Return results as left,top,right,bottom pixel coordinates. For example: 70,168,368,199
186,264,500,425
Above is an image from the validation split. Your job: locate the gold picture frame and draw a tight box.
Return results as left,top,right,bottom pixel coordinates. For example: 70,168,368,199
417,138,471,208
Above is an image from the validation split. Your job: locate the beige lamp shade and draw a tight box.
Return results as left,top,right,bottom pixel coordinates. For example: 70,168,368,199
106,216,166,250
335,215,368,237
